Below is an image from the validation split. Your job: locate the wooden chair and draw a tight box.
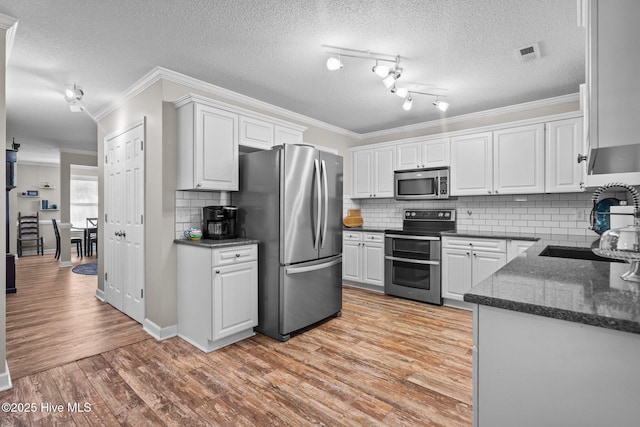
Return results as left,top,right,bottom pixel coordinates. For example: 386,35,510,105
17,212,44,256
52,218,83,259
86,217,98,256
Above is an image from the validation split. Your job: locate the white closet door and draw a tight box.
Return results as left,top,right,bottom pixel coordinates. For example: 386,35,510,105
105,119,146,323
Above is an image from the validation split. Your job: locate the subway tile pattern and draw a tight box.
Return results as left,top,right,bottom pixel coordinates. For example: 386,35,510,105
344,191,633,237
175,191,229,239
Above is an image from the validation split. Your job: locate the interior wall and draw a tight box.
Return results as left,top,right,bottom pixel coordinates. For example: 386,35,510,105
97,81,176,330
14,163,60,253
1,21,9,387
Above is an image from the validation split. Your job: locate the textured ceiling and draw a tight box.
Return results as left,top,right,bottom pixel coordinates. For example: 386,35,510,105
1,0,584,161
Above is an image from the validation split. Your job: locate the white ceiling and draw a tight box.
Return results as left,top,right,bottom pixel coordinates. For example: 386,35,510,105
1,0,584,162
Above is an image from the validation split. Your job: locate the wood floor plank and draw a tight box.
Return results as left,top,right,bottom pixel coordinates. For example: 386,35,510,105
1,254,473,426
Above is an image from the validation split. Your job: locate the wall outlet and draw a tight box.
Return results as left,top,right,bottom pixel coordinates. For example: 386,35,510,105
575,208,585,221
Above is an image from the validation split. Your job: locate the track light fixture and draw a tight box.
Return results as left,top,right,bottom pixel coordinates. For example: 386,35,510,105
372,60,390,78
433,98,450,112
402,95,413,111
399,91,449,113
322,45,450,113
326,55,343,71
64,83,85,112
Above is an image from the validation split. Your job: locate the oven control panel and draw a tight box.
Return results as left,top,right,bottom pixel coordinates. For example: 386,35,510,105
404,209,456,221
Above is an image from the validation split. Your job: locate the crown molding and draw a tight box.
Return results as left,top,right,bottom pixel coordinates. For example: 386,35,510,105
94,66,360,138
59,147,98,157
94,65,580,142
358,93,581,140
0,13,18,64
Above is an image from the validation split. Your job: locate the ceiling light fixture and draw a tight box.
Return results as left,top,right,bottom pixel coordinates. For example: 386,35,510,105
372,60,390,77
402,95,413,111
322,45,450,112
434,99,450,112
326,55,343,71
401,91,449,113
65,83,83,101
64,83,85,112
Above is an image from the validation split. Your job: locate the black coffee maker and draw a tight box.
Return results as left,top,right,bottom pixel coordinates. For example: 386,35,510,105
203,206,237,239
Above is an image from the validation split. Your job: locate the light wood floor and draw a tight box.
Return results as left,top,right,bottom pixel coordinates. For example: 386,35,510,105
5,254,150,380
2,257,473,426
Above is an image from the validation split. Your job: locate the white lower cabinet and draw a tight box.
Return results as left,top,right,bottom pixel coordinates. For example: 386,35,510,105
441,237,507,301
342,231,385,291
177,243,258,352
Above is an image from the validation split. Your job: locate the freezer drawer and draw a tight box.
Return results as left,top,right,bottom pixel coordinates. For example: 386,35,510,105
280,255,342,337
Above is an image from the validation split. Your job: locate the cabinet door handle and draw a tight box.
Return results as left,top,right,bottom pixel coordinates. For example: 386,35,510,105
215,270,220,274
487,190,491,194
235,253,241,257
196,183,202,188
577,154,587,163
466,252,470,256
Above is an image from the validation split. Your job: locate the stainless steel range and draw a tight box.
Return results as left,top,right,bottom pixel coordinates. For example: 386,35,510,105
384,209,456,305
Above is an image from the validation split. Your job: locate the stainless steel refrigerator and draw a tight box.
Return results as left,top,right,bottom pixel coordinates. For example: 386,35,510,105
234,144,343,341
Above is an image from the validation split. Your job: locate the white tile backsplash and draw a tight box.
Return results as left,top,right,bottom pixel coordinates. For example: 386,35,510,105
175,191,230,239
345,191,633,237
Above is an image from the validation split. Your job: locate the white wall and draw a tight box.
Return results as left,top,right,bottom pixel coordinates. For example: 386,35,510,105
13,163,60,253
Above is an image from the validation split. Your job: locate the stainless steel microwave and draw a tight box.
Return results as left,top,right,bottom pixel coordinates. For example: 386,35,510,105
394,167,449,200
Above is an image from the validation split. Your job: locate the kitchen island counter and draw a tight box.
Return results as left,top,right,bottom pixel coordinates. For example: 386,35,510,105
465,232,640,427
463,233,640,334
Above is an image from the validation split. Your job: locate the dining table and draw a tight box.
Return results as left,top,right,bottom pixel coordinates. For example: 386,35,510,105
71,224,97,257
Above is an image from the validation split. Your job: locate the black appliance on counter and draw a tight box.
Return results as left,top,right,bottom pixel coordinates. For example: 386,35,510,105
384,209,456,305
203,205,237,239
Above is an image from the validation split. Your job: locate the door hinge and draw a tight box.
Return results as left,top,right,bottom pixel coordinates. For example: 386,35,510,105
140,140,144,151
105,155,108,164
141,289,144,298
105,213,108,222
141,214,144,225
105,272,108,281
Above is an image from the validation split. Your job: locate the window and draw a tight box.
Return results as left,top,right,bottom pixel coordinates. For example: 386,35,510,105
70,175,98,227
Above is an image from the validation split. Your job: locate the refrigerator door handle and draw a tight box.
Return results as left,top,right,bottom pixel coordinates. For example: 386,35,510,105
285,256,342,275
320,159,328,249
313,158,322,249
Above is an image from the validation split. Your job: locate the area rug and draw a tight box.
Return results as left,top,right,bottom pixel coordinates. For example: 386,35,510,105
72,261,98,275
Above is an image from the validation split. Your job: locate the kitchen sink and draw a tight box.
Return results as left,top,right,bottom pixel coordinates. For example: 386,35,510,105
539,245,625,263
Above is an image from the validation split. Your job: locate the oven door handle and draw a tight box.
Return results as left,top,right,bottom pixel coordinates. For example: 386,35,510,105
385,256,440,266
385,234,440,241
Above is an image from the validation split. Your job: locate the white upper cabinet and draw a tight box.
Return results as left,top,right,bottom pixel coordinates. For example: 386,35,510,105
239,118,304,150
351,146,395,199
395,138,450,170
239,116,274,150
176,99,239,191
274,125,304,145
450,132,494,196
451,125,545,196
584,0,640,186
546,117,585,193
493,124,545,194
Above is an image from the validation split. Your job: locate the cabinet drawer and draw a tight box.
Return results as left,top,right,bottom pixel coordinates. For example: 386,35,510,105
212,245,257,266
343,231,363,241
442,236,506,252
363,233,384,243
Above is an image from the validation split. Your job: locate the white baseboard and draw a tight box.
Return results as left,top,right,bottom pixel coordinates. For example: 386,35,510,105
59,260,73,267
0,361,13,392
143,318,178,341
95,288,105,301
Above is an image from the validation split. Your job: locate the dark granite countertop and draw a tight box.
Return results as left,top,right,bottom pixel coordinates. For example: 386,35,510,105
174,237,260,248
463,233,640,334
